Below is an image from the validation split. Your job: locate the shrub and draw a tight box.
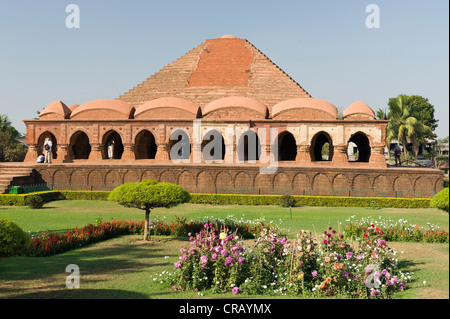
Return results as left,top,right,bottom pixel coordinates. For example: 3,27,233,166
279,195,296,207
0,217,31,257
24,195,44,209
430,188,449,213
109,180,191,240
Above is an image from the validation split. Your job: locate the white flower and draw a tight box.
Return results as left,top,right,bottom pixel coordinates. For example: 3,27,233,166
423,281,427,285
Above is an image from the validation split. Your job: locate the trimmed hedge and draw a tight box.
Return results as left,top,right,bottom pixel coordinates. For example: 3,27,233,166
189,193,431,209
0,190,431,209
430,188,449,213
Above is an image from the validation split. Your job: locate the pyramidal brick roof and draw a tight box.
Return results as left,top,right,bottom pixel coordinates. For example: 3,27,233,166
117,35,311,117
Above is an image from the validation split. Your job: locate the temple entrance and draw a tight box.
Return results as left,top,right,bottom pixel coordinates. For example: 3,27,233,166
135,130,157,159
102,130,124,159
237,130,261,162
310,132,333,161
277,131,297,161
168,129,191,160
37,131,57,160
202,130,225,162
347,132,371,162
69,131,91,159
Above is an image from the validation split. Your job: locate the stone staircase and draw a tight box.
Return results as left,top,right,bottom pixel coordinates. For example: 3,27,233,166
0,166,35,194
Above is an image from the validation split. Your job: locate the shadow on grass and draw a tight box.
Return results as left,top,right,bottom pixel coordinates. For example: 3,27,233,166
0,236,182,298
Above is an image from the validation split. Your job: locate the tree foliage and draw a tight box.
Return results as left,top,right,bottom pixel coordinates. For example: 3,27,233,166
386,95,434,156
108,180,191,240
0,114,27,162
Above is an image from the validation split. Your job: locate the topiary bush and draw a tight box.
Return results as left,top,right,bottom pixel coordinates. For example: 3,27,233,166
108,180,191,240
24,195,44,209
430,188,449,213
0,217,31,257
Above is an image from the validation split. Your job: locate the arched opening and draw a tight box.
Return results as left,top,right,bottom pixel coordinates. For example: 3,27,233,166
69,131,91,159
135,130,157,159
168,129,191,160
37,132,57,160
310,132,333,161
277,131,297,161
102,130,124,159
201,130,225,162
237,130,261,162
347,132,371,162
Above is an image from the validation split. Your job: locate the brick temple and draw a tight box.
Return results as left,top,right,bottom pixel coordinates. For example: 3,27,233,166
16,35,442,197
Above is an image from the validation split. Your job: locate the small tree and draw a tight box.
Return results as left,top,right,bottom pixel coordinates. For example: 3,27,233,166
108,180,191,240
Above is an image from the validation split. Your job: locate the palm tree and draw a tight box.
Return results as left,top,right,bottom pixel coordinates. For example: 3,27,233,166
386,95,433,157
375,107,388,120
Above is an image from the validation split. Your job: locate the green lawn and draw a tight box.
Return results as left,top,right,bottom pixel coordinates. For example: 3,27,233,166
0,200,448,299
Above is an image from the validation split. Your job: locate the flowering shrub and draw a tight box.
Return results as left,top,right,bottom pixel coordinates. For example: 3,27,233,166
156,223,411,299
25,220,145,257
343,216,449,243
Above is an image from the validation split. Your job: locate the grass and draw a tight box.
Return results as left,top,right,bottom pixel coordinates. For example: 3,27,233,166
0,200,448,299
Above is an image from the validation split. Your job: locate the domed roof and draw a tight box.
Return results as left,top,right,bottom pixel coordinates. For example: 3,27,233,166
272,98,338,119
221,34,237,38
203,96,268,119
134,97,201,119
68,104,80,111
343,101,375,119
39,101,71,120
70,99,135,120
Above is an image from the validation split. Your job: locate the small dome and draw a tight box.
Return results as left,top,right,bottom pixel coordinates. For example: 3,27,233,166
69,104,80,111
343,101,375,120
134,97,201,119
221,34,237,38
272,98,338,120
70,99,135,120
203,96,268,119
39,101,71,120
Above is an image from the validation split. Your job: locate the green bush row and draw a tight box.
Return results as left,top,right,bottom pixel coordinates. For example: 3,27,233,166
189,193,431,208
0,190,431,209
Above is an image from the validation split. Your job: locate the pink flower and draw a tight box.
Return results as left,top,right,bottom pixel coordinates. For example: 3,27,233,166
174,261,183,269
181,254,188,261
312,270,318,277
212,253,218,260
200,255,208,264
238,257,244,263
232,287,241,295
370,289,380,296
346,252,353,259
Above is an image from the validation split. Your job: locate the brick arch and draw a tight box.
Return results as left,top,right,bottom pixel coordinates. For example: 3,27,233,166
332,174,350,190
178,170,195,188
87,170,105,186
123,170,140,183
292,173,310,189
233,171,253,188
70,169,87,185
101,129,124,159
215,171,233,192
372,174,392,192
273,172,291,189
393,175,411,190
254,173,273,190
36,131,58,160
196,171,214,193
159,169,177,184
141,170,158,182
37,168,53,184
69,130,92,160
104,170,122,187
309,131,333,162
53,169,69,185
413,176,434,195
352,174,371,189
311,173,330,189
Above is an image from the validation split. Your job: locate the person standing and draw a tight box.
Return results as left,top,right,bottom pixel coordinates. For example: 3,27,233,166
393,144,401,166
43,138,53,163
107,138,115,159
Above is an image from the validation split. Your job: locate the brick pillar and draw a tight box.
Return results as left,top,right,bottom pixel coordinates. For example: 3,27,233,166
370,145,387,167
191,143,201,164
224,143,234,164
89,143,103,161
332,145,348,165
56,144,70,163
24,144,38,163
122,143,135,162
155,143,169,162
296,144,310,163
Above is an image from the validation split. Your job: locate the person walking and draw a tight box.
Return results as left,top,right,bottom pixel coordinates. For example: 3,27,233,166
43,137,53,163
393,144,401,166
107,138,115,159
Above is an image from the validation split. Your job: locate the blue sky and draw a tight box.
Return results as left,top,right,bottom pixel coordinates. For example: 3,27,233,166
0,0,448,138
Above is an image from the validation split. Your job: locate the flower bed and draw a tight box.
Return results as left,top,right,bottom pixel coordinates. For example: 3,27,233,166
343,216,449,243
154,224,412,299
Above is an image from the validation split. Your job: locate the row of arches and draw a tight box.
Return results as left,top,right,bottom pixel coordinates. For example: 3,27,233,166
36,129,372,163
